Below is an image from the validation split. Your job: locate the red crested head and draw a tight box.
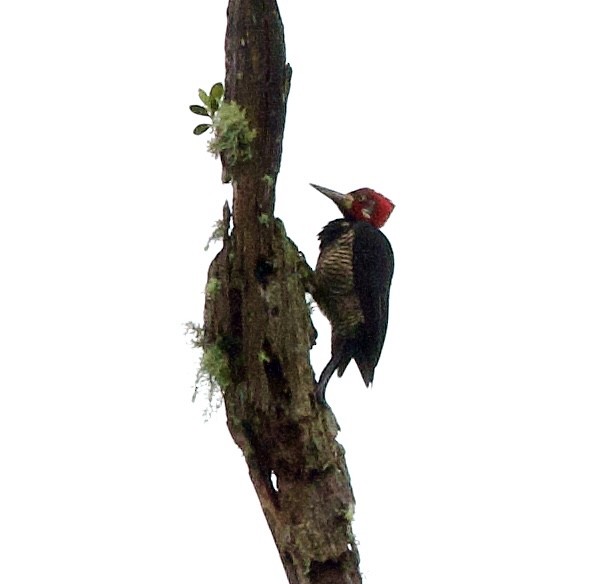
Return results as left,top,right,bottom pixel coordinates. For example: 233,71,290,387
348,188,395,228
310,184,395,228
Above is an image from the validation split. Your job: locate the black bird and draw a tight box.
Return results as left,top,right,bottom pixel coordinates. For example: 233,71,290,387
311,183,395,400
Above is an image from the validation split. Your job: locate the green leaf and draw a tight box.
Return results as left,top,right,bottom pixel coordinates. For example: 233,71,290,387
209,96,220,113
198,89,210,107
190,105,209,116
193,123,211,135
210,82,224,102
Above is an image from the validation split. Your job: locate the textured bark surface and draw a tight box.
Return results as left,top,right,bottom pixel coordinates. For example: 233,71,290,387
202,1,362,582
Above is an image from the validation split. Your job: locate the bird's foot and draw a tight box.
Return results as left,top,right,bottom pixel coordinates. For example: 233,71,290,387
314,381,329,406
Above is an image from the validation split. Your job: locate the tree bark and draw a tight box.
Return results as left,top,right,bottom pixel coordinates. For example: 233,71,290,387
203,1,362,582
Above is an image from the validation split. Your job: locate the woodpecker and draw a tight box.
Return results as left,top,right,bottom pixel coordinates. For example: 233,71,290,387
311,183,395,401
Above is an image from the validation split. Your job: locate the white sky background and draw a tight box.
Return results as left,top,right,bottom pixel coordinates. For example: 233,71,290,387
1,0,595,582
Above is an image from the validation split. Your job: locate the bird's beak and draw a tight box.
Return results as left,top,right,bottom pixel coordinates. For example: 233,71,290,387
310,183,353,211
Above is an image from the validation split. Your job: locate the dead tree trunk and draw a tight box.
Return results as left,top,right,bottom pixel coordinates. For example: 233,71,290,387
202,1,362,582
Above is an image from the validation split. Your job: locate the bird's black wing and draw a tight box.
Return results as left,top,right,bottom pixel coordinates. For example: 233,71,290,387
351,222,394,384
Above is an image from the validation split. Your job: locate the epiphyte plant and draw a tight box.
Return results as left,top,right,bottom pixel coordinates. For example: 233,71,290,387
190,82,225,136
